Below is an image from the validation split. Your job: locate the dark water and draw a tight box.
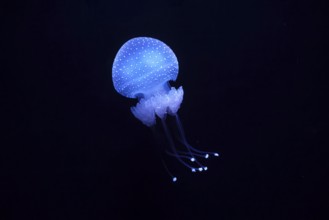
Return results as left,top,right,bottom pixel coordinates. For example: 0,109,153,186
1,0,327,219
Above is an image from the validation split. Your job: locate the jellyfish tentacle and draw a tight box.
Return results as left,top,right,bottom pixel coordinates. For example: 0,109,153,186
174,114,220,157
160,158,177,182
165,151,195,161
161,118,201,172
170,114,196,160
151,126,177,182
165,150,207,172
193,159,207,171
175,150,210,159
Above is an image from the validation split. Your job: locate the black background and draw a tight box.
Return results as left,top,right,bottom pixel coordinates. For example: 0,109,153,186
1,0,328,219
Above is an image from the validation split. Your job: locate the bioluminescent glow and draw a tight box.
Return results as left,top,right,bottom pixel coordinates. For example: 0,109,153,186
112,37,219,182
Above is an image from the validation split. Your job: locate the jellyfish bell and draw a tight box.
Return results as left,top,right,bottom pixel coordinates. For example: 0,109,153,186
112,37,219,182
112,37,182,127
112,37,178,99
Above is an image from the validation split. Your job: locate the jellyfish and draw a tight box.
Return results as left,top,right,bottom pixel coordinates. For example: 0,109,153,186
112,37,219,182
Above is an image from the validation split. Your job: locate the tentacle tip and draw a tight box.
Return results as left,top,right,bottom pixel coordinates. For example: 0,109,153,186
205,154,209,159
214,153,219,157
190,158,196,162
204,167,208,171
172,177,177,182
198,167,203,172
